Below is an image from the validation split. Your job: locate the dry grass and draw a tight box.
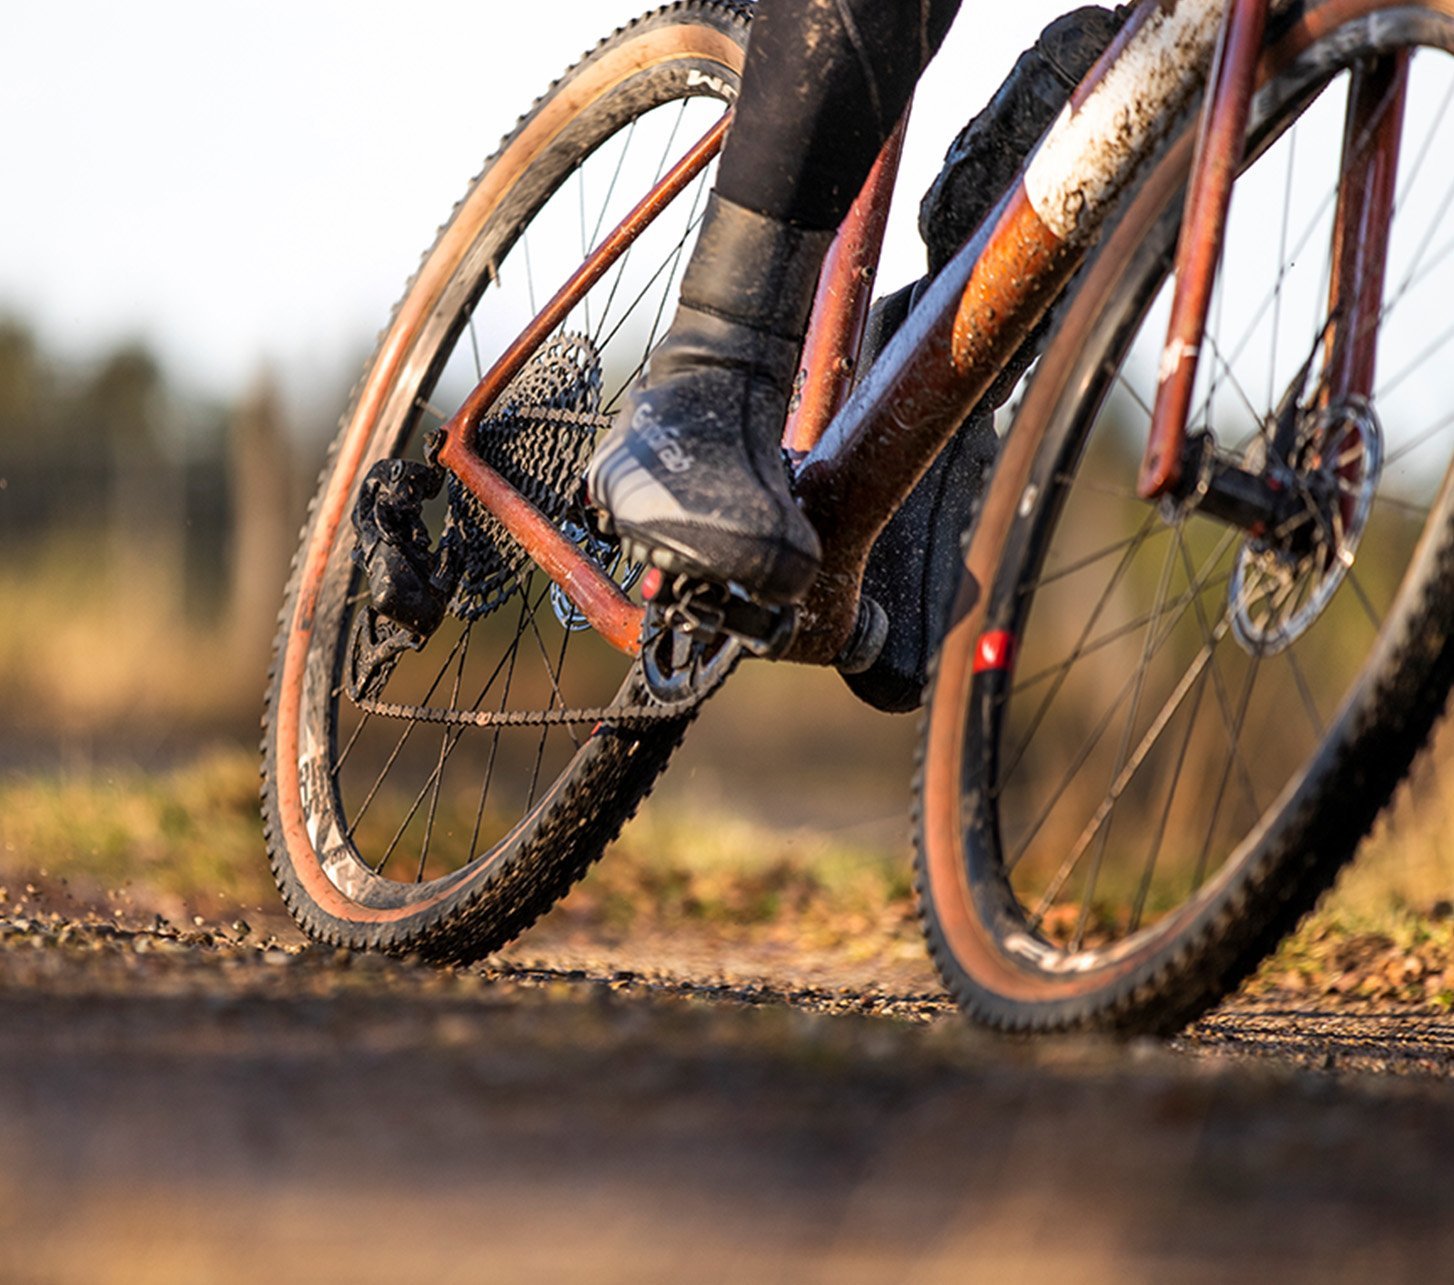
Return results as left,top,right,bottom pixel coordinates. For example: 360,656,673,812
4,733,1454,993
0,543,266,737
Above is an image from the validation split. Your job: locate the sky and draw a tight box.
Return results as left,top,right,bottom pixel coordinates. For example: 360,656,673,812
0,0,1072,402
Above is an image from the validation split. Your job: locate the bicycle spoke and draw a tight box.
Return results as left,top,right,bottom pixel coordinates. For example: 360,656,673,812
1049,470,1146,503
1002,513,1165,781
347,625,472,841
1114,371,1156,423
415,396,450,425
1268,123,1298,408
466,586,534,864
595,186,709,358
589,118,639,251
1387,159,1454,320
589,98,690,355
522,227,538,316
1382,408,1454,469
521,589,583,757
1380,230,1454,324
1032,617,1223,929
1005,521,1238,784
1370,489,1430,518
1346,567,1383,630
577,158,592,336
1190,641,1264,891
1031,527,1262,926
1201,329,1265,433
1127,585,1213,935
1035,527,1173,591
417,623,474,882
333,706,373,777
1174,536,1263,822
526,615,576,812
597,177,711,402
1012,565,1236,696
468,316,484,382
373,578,555,876
1285,645,1325,739
1070,516,1183,950
1390,69,1454,222
1007,529,1240,868
1378,314,1454,399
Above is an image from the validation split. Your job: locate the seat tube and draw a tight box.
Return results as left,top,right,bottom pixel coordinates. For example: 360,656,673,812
782,114,908,457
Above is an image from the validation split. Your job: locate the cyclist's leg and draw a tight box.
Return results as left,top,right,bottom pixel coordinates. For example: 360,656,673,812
587,0,962,603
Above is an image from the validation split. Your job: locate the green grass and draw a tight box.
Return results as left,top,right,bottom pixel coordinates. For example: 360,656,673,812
5,743,1454,1006
0,747,911,922
0,748,274,911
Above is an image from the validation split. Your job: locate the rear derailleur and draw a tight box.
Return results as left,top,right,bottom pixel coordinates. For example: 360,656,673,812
345,458,456,701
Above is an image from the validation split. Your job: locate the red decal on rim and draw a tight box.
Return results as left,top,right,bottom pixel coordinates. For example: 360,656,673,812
973,630,1016,675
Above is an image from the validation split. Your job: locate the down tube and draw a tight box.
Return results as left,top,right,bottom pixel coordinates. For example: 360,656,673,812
786,0,1232,666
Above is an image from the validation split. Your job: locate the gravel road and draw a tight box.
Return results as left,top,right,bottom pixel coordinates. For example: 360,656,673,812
4,909,1454,1284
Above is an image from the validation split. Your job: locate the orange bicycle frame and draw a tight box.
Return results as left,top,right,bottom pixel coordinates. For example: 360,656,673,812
428,0,1409,667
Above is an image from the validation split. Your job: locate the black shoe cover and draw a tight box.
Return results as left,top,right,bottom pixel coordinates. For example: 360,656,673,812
586,193,831,604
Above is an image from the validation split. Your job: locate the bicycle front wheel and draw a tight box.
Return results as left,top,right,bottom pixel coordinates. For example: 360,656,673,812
261,2,751,961
918,0,1454,1032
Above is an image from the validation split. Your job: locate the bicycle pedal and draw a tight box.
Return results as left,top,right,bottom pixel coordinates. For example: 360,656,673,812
641,568,797,659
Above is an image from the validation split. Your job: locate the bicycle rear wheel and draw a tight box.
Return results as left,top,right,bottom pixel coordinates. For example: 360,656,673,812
918,0,1454,1032
261,2,750,961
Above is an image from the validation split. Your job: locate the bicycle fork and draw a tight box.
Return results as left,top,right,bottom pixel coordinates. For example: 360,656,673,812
1139,0,1408,529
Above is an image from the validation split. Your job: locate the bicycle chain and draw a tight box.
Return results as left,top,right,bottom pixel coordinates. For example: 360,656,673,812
349,691,687,728
349,620,735,729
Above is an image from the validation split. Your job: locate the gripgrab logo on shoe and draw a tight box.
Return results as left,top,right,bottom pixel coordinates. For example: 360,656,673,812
632,405,694,474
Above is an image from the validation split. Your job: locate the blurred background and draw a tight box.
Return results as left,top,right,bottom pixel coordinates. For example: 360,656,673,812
4,0,1454,934
0,0,1077,813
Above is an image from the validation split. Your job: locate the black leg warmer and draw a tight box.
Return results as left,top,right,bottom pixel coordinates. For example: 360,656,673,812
717,0,964,230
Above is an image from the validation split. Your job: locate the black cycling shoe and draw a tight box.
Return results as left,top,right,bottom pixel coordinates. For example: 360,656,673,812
586,193,832,605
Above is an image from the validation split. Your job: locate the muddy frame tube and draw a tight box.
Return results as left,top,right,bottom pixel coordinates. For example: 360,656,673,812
1141,0,1271,499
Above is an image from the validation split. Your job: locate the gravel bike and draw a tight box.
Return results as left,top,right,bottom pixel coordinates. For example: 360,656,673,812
261,0,1454,1032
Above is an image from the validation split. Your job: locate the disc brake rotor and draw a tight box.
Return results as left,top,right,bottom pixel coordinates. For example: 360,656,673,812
1230,398,1383,655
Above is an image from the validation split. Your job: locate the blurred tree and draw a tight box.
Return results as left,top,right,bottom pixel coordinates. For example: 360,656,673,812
80,341,165,450
228,369,295,675
78,339,186,609
0,318,52,457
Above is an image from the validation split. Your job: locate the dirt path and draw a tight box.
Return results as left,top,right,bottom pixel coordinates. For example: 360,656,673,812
4,912,1454,1283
